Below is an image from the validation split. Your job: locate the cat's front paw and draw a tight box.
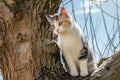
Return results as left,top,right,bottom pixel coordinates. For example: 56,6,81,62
70,71,79,76
80,71,89,77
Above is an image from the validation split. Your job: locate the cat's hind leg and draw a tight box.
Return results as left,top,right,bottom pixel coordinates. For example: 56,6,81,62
87,50,97,74
88,60,97,74
79,46,89,77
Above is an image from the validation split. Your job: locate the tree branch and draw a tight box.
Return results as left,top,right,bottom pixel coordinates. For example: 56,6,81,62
64,51,120,80
88,51,120,80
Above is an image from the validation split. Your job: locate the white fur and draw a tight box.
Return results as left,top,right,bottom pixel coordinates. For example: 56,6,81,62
57,20,97,76
57,22,90,76
46,10,97,76
79,59,89,76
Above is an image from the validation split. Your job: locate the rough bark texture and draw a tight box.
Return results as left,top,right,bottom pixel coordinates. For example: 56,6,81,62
0,0,120,80
89,51,120,80
0,0,62,80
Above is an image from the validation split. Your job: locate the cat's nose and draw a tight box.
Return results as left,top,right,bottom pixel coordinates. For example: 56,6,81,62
56,29,59,33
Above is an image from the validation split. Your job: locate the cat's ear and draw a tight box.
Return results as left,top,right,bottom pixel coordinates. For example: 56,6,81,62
45,14,54,23
60,7,69,17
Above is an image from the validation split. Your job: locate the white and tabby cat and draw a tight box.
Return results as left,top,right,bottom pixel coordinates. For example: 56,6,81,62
46,7,97,77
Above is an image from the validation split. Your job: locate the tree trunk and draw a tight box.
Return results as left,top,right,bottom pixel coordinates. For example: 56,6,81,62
0,0,62,80
0,0,120,80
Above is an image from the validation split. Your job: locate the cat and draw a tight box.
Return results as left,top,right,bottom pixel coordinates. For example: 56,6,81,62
46,7,97,77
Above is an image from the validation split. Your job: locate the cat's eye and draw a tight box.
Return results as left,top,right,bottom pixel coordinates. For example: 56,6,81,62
59,22,63,26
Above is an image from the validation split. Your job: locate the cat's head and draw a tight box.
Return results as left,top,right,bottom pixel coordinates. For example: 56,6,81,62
46,7,73,35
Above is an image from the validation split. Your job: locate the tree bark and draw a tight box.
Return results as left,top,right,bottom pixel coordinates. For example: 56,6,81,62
89,51,120,80
0,0,120,80
0,0,62,80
